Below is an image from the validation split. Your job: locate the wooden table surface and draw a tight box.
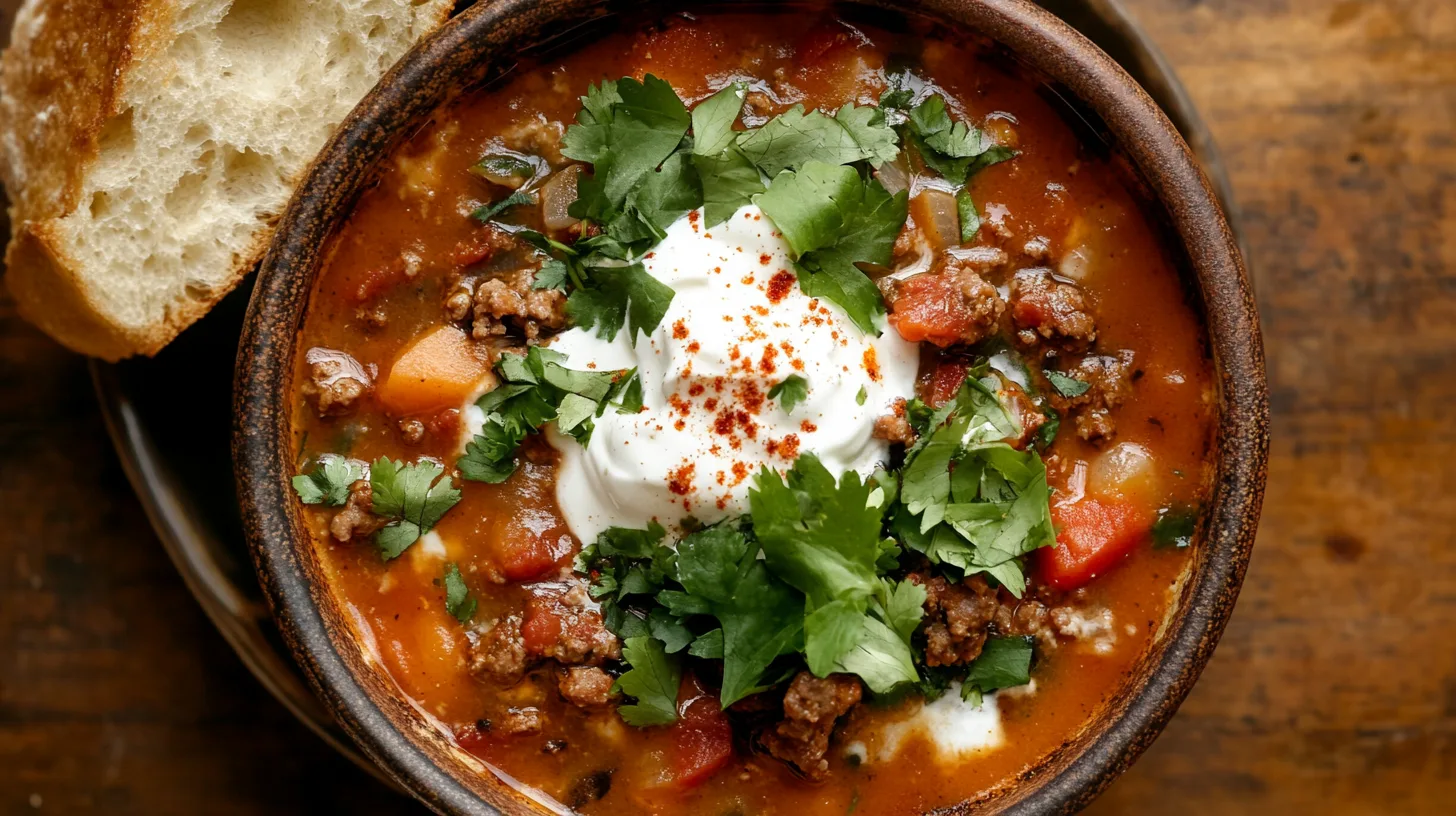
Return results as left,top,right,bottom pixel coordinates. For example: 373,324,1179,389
3,0,1454,812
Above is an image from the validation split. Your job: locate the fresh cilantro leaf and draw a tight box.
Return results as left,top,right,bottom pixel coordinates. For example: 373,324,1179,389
615,636,681,726
613,150,702,242
956,187,981,242
369,458,461,560
878,578,927,644
594,522,669,559
1045,370,1091,398
471,190,534,224
673,526,805,705
1152,505,1199,549
442,562,477,623
962,636,1034,703
833,615,917,693
688,628,725,659
856,385,868,406
902,424,959,532
692,82,747,156
567,262,676,342
648,606,695,654
754,161,907,333
457,419,525,483
694,148,765,227
292,455,364,506
533,258,570,291
768,374,810,414
903,94,1017,184
750,454,884,675
459,347,635,481
736,104,898,177
610,369,644,414
1036,407,1060,449
470,152,544,186
563,75,690,218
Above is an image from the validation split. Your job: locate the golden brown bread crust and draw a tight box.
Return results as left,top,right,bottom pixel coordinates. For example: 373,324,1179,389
0,0,454,361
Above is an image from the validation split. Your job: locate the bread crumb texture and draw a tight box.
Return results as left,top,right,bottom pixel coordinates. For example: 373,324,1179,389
0,0,453,359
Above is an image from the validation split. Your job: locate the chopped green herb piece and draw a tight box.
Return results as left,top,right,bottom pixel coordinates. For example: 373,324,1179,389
754,161,907,333
458,347,635,482
961,636,1034,705
902,94,1018,184
768,374,810,414
471,190,534,224
956,187,981,242
615,636,681,726
292,454,364,506
567,262,676,343
736,104,898,177
692,81,748,157
369,457,461,560
856,385,868,406
1152,505,1199,549
1036,407,1061,449
1045,370,1092,398
442,562,477,623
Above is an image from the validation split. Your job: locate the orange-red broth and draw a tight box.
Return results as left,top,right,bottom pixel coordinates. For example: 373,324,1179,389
293,9,1213,815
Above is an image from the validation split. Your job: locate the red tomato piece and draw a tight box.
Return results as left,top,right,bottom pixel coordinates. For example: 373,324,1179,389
519,602,563,655
497,534,566,582
888,273,982,347
666,674,735,790
1039,498,1154,590
925,360,970,407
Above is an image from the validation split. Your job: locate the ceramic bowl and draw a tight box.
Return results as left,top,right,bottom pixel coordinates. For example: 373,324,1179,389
233,1,1268,812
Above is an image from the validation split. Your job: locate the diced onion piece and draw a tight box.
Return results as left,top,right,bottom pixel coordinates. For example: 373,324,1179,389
877,154,912,195
909,188,960,253
1086,442,1160,507
541,166,581,231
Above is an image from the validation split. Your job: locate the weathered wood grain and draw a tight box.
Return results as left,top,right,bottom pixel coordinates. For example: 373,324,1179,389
0,0,1452,813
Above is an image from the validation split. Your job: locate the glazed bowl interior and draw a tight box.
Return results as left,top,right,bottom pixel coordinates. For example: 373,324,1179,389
233,0,1268,813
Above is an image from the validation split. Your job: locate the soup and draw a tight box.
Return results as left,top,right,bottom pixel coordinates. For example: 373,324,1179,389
288,7,1213,814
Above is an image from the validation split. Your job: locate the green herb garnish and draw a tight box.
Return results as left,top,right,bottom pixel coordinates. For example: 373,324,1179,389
441,562,477,623
292,454,364,506
769,374,810,414
369,458,462,560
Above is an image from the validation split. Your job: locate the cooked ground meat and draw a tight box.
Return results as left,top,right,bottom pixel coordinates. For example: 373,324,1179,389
993,598,1054,648
328,480,386,543
397,418,426,445
884,257,1006,347
500,116,567,166
301,352,372,417
760,672,863,780
471,267,569,341
469,615,531,685
501,706,544,736
1008,267,1097,348
872,413,916,445
1047,353,1134,444
527,581,622,665
557,666,617,707
915,573,1000,666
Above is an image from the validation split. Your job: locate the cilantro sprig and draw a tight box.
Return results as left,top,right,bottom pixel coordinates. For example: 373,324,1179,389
292,454,365,506
370,458,462,560
459,347,641,484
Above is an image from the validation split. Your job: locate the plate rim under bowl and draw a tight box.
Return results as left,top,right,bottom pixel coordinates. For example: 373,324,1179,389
232,1,1269,813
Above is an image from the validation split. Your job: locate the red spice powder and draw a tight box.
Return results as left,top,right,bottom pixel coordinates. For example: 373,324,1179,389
738,382,765,414
759,344,778,375
668,463,696,496
704,397,719,411
672,320,689,340
687,341,701,354
863,347,881,381
731,462,749,484
778,434,801,459
674,419,686,431
766,270,796,304
800,420,818,433
760,254,773,266
792,359,805,371
713,411,737,436
688,384,705,397
716,471,727,486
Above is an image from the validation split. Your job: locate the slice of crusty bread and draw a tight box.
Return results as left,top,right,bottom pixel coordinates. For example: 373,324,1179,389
0,0,453,360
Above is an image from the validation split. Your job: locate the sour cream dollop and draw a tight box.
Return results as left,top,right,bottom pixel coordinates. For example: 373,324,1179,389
546,205,917,543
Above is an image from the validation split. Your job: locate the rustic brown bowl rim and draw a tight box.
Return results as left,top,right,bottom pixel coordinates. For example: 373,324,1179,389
233,0,1269,813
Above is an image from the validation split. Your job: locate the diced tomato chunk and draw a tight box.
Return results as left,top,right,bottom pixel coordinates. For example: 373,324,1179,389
666,673,735,790
497,534,566,582
924,360,970,407
888,273,982,347
520,602,563,655
1039,498,1154,590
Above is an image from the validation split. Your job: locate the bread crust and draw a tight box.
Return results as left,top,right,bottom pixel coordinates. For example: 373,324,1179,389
0,0,454,360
